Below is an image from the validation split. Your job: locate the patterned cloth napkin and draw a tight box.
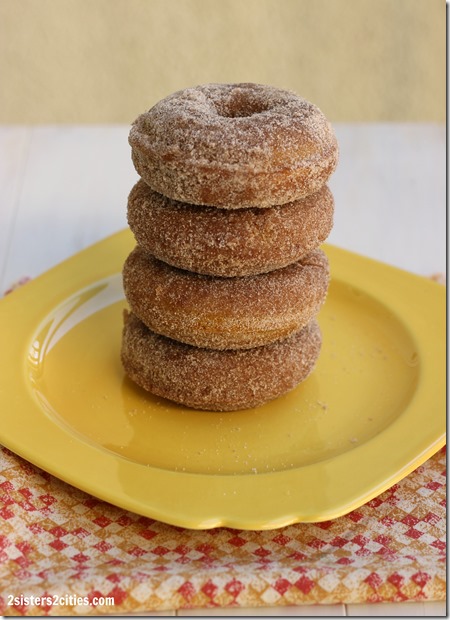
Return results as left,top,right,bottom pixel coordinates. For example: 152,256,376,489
0,278,446,616
0,445,445,616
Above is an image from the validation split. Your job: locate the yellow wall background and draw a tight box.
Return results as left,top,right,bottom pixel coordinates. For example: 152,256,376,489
0,0,445,123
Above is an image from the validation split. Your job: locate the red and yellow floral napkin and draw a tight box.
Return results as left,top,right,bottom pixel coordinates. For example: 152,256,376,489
0,445,445,616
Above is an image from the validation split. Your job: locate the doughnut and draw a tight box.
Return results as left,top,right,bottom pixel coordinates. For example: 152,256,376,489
127,179,334,277
121,311,322,411
128,83,338,209
122,246,329,350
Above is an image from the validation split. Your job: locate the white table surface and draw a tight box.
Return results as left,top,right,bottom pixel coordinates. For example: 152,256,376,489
0,123,446,617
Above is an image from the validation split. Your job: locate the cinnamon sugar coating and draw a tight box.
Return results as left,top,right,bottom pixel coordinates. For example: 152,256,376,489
127,179,334,277
122,246,329,350
121,311,322,411
129,83,338,208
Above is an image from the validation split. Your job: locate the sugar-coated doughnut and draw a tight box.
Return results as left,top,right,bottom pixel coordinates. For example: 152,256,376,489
127,179,334,277
122,246,329,350
121,311,322,411
129,83,338,209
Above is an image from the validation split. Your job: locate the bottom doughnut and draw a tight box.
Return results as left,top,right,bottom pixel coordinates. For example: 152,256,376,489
121,310,322,412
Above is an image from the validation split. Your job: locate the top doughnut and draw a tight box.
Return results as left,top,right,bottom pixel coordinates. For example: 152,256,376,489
129,83,338,208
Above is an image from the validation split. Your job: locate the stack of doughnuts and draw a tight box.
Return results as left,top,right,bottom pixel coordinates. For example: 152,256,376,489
121,83,338,411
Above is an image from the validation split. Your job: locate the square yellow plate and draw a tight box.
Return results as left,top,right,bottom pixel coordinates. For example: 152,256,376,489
0,230,445,530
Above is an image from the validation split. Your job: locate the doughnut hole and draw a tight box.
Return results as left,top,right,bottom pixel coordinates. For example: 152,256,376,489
212,87,273,118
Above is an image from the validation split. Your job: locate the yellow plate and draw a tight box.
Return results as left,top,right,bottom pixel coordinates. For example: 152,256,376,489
0,230,445,530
